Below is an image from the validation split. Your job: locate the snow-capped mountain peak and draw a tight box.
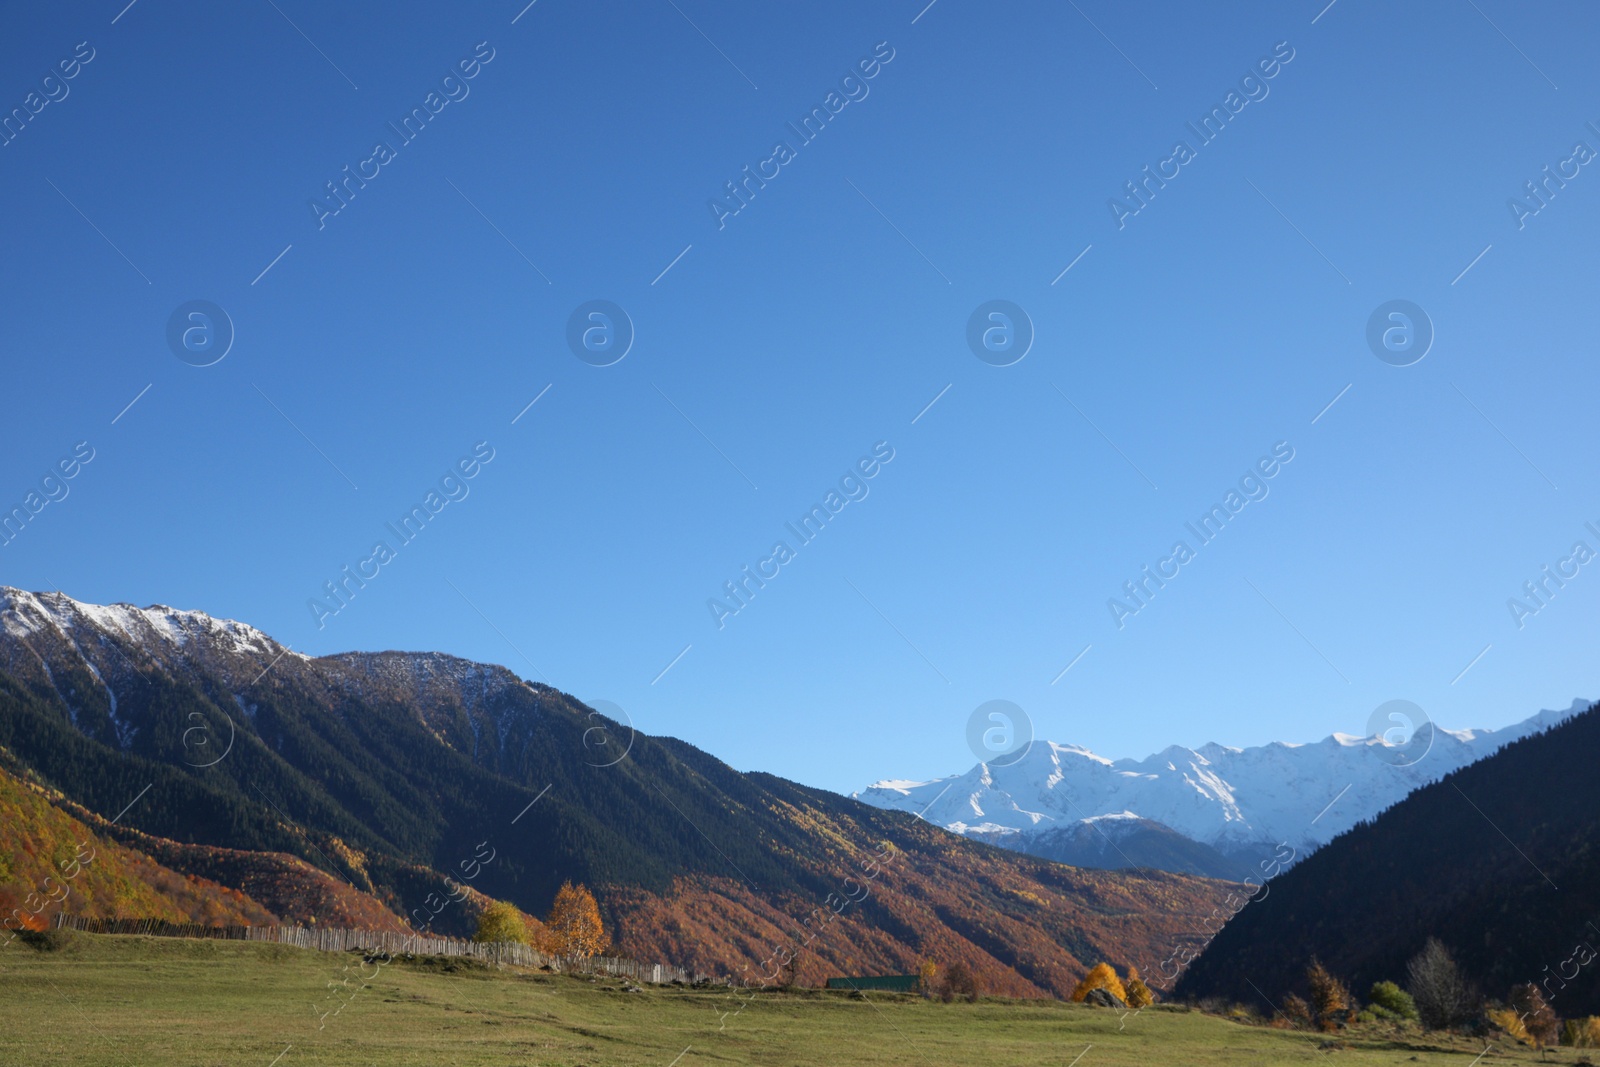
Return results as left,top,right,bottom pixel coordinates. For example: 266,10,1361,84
854,700,1591,867
0,587,287,658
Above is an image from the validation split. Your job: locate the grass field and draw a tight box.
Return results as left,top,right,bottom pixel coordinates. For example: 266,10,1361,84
0,933,1581,1066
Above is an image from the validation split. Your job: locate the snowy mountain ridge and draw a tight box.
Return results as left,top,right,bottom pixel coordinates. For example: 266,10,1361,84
853,699,1590,865
0,586,293,660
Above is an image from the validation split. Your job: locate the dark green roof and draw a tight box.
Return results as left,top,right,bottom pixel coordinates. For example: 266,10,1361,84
825,974,919,992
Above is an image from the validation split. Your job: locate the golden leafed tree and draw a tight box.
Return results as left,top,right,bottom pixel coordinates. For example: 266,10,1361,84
546,881,610,959
1563,1016,1600,1048
472,899,530,944
1124,964,1155,1009
1070,962,1128,1004
1307,959,1353,1030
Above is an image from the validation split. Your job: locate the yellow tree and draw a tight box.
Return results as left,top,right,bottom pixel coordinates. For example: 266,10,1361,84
473,899,529,944
546,881,610,959
1125,965,1155,1008
1071,962,1128,1003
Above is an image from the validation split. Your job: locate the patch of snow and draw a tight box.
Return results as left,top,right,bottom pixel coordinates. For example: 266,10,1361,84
1082,811,1142,824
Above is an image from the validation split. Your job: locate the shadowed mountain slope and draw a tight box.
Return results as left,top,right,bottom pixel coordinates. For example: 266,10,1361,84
1175,702,1600,1013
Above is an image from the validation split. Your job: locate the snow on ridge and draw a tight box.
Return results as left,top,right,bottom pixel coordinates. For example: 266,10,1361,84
0,586,303,664
853,698,1594,857
1045,740,1115,765
0,593,47,637
862,778,938,794
1082,810,1141,823
947,821,1020,836
0,590,546,700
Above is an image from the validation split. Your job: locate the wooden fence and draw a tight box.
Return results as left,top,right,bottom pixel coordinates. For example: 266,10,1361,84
52,914,715,985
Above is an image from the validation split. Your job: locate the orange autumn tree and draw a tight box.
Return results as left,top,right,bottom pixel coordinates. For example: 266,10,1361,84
545,881,610,959
1071,962,1128,1004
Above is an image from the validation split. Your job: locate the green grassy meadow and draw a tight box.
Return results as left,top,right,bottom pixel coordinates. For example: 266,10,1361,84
0,933,1579,1066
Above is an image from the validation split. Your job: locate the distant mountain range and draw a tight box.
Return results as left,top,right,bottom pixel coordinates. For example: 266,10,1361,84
1175,700,1600,1016
854,699,1589,877
0,588,1233,996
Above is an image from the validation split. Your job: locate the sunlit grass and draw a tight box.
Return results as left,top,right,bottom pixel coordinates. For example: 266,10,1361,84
0,933,1576,1066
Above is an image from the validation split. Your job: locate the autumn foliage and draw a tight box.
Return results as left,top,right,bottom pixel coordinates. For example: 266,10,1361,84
0,764,276,930
1278,992,1313,1029
1564,1016,1600,1047
1509,983,1560,1049
938,961,980,1003
545,881,610,959
1306,959,1353,1030
1071,962,1128,1004
1124,965,1155,1008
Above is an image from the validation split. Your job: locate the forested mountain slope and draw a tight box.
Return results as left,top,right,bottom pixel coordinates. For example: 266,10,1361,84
0,588,1236,994
1175,703,1600,1013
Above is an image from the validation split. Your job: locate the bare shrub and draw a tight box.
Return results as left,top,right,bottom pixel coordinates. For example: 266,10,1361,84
1406,939,1475,1030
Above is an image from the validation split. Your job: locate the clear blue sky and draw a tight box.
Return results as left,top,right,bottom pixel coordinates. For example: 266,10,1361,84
3,0,1597,794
